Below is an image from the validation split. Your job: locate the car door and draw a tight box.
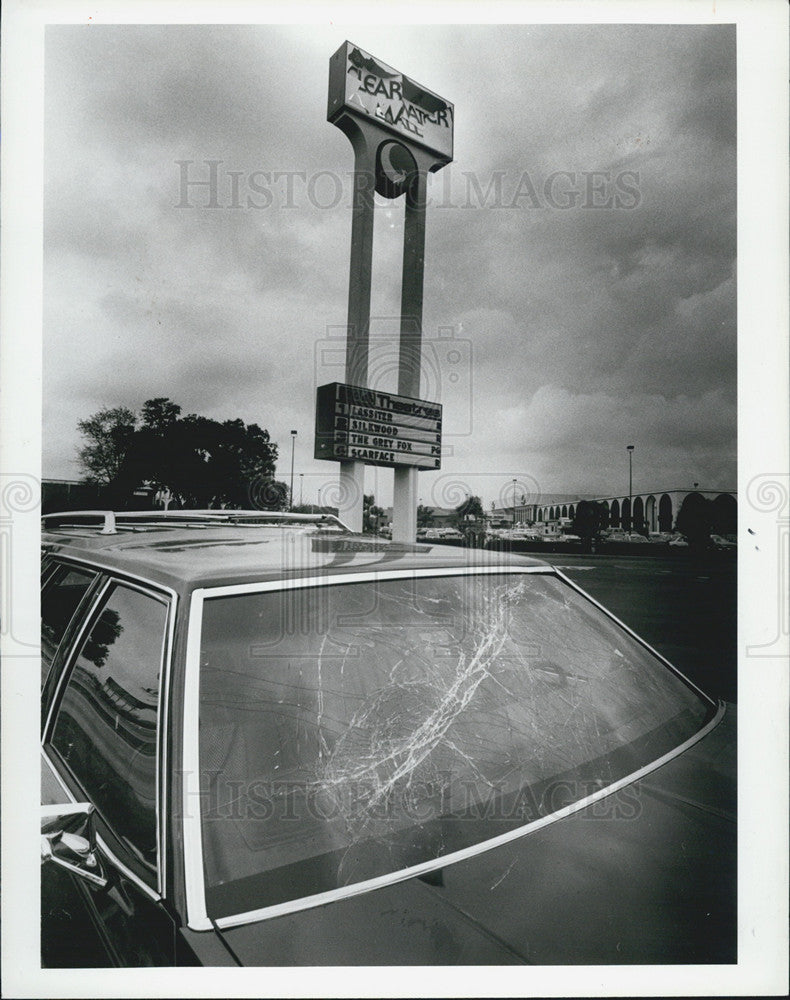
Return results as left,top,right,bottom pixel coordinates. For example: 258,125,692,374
41,570,180,967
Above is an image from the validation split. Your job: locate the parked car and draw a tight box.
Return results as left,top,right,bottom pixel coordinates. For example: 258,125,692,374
421,527,442,540
710,534,737,550
491,528,541,544
41,509,735,966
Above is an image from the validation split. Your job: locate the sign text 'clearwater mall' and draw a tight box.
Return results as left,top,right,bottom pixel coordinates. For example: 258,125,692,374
328,42,454,162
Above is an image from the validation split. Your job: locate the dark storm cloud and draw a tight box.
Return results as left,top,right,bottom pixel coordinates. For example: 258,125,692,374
420,25,735,455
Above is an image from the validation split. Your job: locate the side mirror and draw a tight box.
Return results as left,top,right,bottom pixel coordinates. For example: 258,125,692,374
41,802,107,888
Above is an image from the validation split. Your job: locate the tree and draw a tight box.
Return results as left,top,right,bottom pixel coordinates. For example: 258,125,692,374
571,500,608,552
454,495,485,547
675,494,714,549
417,504,434,527
141,397,181,432
454,495,484,526
77,406,137,485
249,477,289,512
78,398,283,509
363,494,384,533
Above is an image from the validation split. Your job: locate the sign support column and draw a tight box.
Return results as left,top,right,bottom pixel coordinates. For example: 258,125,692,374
393,165,429,543
339,131,377,531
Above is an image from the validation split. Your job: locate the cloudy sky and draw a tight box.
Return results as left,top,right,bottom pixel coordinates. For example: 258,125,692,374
43,21,736,510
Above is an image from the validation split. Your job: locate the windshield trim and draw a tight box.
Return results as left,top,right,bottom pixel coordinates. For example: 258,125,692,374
181,565,720,932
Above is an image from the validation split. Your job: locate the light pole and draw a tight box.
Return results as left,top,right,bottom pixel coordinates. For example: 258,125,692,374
512,479,517,526
627,445,634,532
299,473,304,507
289,430,297,509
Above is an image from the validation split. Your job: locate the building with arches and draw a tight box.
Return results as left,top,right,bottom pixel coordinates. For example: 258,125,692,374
586,489,737,534
492,493,596,526
497,489,737,535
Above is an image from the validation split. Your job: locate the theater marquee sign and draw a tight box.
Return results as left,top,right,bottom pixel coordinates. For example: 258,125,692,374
315,382,442,470
328,41,454,161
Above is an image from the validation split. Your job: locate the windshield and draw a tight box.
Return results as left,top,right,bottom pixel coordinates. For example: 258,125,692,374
197,571,713,919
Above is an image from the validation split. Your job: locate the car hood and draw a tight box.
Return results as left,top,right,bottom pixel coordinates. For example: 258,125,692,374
215,705,736,966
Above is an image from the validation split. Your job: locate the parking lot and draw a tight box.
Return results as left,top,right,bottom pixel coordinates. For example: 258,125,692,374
549,552,737,703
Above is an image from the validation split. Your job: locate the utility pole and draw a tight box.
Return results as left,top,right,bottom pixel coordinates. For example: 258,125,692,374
289,429,297,509
512,478,517,526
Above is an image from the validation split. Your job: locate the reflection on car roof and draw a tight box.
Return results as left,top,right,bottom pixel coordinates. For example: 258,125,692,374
42,522,548,592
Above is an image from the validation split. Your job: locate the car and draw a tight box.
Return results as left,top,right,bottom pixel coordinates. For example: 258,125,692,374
490,528,540,545
418,527,440,540
710,534,737,550
40,509,735,966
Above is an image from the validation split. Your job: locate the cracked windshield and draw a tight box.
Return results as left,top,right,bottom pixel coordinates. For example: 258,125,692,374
198,572,712,917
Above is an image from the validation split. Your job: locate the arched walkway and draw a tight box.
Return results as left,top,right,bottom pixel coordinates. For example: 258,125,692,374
645,495,656,533
621,498,631,530
610,499,620,527
712,494,737,535
633,496,644,533
658,493,673,532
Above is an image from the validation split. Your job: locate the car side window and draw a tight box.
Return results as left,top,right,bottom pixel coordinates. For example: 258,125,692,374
41,564,99,688
47,582,168,885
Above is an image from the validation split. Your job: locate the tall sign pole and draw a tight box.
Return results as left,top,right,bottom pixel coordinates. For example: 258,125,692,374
393,159,431,543
337,116,376,530
321,42,454,537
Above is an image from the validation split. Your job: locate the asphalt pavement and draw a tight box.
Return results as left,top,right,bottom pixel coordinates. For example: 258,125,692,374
548,552,737,703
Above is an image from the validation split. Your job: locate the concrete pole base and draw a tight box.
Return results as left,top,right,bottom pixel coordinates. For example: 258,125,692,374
338,460,365,532
392,466,418,542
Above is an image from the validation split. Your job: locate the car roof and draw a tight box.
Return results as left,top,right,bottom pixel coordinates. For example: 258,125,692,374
41,511,549,593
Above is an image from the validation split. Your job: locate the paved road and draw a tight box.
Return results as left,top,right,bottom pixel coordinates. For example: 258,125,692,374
547,552,737,703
